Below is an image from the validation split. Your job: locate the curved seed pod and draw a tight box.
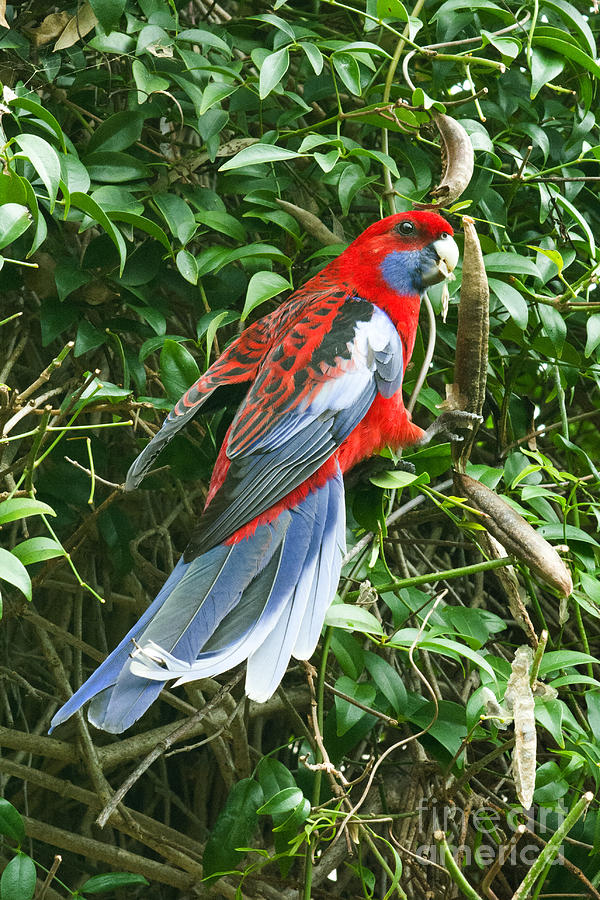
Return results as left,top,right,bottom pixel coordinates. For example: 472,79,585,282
274,199,342,246
449,216,489,470
454,472,573,597
415,114,475,209
505,646,536,810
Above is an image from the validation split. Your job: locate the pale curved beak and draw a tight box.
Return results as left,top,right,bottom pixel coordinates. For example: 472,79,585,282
422,235,460,286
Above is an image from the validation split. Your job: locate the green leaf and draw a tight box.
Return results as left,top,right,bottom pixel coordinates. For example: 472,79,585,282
549,674,600,690
107,211,173,256
242,271,290,321
586,693,600,734
0,497,56,525
332,52,362,96
390,631,497,680
85,151,150,184
301,42,324,75
0,203,31,250
325,603,384,635
135,24,172,55
530,47,565,99
338,164,377,217
409,700,467,757
0,799,25,843
79,872,149,894
481,31,520,60
203,778,264,880
541,0,596,56
8,97,66,152
528,244,563,275
364,651,407,717
314,149,340,173
349,147,400,178
585,315,600,358
331,631,365,680
154,194,197,245
370,469,428,489
334,675,377,735
70,191,127,274
532,34,600,79
11,537,65,566
203,310,233,366
0,853,36,900
75,320,106,356
251,12,297,39
21,176,46,257
160,339,200,405
87,110,146,154
88,0,126,32
256,757,296,799
533,760,569,803
538,650,599,677
91,186,143,216
13,134,61,213
259,47,290,100
74,377,132,410
537,523,599,545
88,31,135,53
488,277,529,329
176,249,198,284
537,303,566,355
177,28,232,56
431,0,514,21
195,209,246,242
219,143,302,171
131,59,170,103
54,259,90,302
199,82,238,115
0,549,32,600
377,0,408,19
257,786,304,816
484,252,541,278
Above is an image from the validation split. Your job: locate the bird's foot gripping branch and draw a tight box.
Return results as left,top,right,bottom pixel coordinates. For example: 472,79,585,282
417,410,484,446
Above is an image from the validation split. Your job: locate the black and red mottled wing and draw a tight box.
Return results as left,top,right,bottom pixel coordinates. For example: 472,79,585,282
125,314,276,490
125,282,343,490
184,293,405,557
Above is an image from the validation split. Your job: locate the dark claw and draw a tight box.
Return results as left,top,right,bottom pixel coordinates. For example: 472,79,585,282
393,458,416,474
418,410,483,447
345,455,391,488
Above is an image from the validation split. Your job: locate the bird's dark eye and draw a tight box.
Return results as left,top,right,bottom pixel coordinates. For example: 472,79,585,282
395,220,415,236
440,232,450,239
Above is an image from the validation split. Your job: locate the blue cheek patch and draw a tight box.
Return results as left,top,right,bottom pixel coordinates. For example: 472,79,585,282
380,250,421,294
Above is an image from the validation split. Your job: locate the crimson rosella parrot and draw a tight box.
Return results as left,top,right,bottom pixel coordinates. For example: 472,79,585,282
51,211,469,734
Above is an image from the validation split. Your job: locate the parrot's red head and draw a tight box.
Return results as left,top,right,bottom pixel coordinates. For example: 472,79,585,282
338,211,458,299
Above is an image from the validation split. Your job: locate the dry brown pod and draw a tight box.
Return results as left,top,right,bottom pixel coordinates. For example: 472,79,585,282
446,216,489,469
454,472,573,597
415,114,475,209
453,216,489,415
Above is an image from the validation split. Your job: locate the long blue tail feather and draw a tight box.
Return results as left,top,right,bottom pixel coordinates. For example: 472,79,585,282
51,467,345,734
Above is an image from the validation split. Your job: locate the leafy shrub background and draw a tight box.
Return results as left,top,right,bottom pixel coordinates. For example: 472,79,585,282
1,0,600,897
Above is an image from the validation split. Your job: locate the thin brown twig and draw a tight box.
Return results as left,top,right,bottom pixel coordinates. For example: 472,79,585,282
324,680,399,726
36,855,62,900
96,672,244,827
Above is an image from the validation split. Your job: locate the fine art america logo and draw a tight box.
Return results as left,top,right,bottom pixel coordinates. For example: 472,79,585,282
415,798,567,867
